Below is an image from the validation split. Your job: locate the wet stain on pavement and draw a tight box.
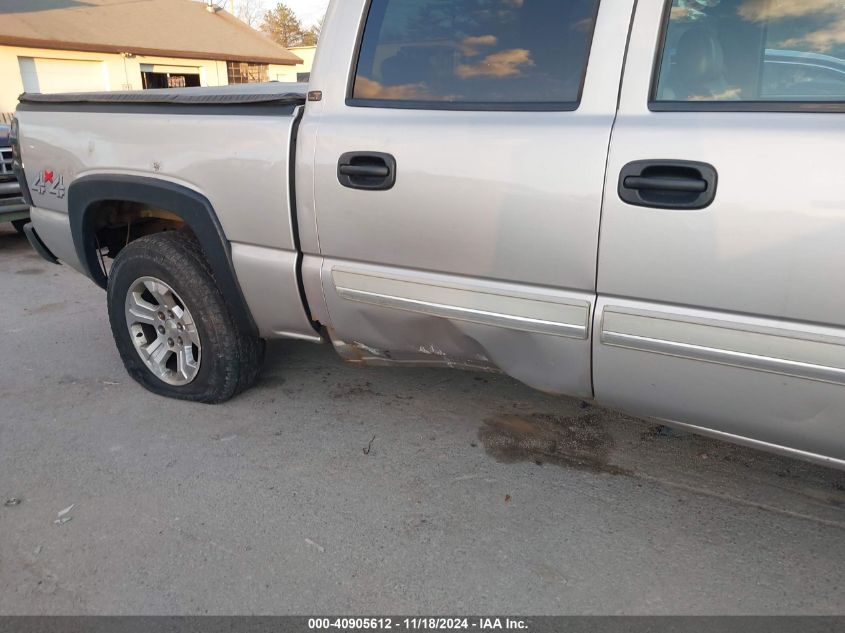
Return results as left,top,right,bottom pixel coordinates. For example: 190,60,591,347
29,302,66,314
479,412,631,475
330,381,383,398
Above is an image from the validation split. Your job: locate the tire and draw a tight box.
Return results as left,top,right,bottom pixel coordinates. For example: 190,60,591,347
12,219,27,235
107,231,264,403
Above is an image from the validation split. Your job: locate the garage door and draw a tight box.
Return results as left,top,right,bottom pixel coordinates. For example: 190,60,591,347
18,57,108,93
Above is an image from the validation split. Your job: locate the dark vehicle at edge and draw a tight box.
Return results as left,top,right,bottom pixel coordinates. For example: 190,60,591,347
0,123,29,234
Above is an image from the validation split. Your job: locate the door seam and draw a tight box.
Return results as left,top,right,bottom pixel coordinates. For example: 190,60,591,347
591,0,640,399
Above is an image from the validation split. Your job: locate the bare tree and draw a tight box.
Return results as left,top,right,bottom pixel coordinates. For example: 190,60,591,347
300,15,324,46
233,0,264,28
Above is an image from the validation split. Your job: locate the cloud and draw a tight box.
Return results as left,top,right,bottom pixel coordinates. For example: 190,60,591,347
671,6,694,20
572,17,595,32
779,17,845,52
689,86,743,100
738,0,841,21
463,35,498,47
455,48,534,78
461,34,498,56
734,0,845,54
354,77,431,100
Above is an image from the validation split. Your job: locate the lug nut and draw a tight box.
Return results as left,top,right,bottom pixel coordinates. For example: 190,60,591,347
168,338,174,347
167,311,175,319
158,326,166,334
177,323,184,331
177,337,183,346
157,312,165,320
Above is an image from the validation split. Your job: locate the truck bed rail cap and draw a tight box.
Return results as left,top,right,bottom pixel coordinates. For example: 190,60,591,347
18,82,307,107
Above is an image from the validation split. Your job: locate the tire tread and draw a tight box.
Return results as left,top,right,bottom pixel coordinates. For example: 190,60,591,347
106,230,264,403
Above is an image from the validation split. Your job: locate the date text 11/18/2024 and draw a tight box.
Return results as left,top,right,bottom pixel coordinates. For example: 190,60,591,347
307,618,529,631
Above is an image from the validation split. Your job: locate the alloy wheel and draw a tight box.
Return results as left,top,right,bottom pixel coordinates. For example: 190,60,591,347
124,276,202,386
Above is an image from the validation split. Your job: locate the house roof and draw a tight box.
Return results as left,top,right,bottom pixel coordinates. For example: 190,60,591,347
0,0,302,65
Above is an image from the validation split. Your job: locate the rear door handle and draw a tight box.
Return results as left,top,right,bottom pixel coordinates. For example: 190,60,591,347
622,176,707,193
339,164,390,178
619,160,717,210
338,152,396,191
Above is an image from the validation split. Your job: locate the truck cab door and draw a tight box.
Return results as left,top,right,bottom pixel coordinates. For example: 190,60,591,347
594,0,845,464
301,0,635,397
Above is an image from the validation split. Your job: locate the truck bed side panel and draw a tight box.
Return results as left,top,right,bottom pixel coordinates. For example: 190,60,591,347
16,104,316,340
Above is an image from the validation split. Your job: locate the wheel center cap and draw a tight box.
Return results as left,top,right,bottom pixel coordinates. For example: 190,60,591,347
165,320,181,337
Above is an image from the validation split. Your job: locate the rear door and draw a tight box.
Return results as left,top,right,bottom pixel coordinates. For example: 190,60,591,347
595,0,845,463
309,0,634,397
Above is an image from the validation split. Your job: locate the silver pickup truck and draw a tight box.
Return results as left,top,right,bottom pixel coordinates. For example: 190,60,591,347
12,0,845,469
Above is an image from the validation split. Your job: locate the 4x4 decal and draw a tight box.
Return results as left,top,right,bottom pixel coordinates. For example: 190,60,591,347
32,169,66,199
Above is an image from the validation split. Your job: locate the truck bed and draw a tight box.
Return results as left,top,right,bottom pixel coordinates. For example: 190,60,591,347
15,81,316,343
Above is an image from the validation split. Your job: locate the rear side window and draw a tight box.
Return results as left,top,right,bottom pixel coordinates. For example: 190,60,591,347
654,0,845,105
350,0,601,110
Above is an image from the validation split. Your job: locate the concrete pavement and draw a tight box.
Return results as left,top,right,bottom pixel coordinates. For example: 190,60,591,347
1,225,843,615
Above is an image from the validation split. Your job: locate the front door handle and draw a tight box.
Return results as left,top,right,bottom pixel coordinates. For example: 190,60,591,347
338,152,396,191
619,160,717,210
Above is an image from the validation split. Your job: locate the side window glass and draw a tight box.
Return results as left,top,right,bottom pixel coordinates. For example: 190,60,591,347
351,0,601,108
655,0,845,102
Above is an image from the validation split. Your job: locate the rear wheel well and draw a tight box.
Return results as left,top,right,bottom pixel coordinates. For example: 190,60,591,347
68,175,258,336
87,200,188,267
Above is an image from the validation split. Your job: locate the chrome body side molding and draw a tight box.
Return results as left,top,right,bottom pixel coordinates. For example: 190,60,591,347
601,309,845,385
333,269,591,340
